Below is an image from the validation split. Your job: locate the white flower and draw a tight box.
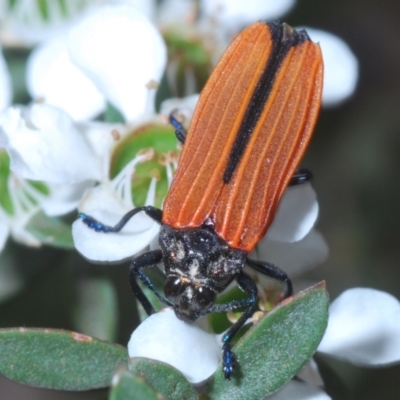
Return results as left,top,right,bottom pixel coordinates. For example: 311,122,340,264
0,104,101,183
202,0,296,30
301,28,359,107
0,171,43,251
294,288,400,396
67,5,176,262
251,183,329,278
128,308,221,383
1,4,170,257
68,4,167,122
0,103,105,250
24,3,166,123
318,288,400,365
72,149,162,261
26,33,106,121
269,380,331,400
0,0,99,46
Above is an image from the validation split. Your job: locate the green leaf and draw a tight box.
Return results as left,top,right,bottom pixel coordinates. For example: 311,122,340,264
129,358,198,400
206,282,329,399
0,328,128,390
109,367,161,400
25,211,74,249
73,277,119,342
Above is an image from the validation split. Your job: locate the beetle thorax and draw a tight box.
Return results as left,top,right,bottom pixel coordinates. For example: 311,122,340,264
159,224,246,321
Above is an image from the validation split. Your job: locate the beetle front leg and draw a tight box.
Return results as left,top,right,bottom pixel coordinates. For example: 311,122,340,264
210,272,258,379
129,250,173,316
79,205,162,233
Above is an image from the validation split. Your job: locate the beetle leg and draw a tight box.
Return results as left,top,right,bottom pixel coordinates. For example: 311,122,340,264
210,272,258,379
169,109,187,144
246,258,293,298
78,205,162,233
289,168,313,186
129,250,173,316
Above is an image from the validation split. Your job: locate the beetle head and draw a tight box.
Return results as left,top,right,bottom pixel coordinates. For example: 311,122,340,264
164,276,217,322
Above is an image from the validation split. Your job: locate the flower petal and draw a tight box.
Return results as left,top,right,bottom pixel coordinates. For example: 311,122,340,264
128,308,221,383
26,34,106,121
160,94,200,124
202,0,295,29
76,121,125,165
269,380,331,400
157,0,197,26
302,28,358,107
0,48,12,111
296,359,324,387
318,288,400,365
10,209,42,247
122,0,157,21
41,181,96,217
266,183,319,243
68,4,167,122
251,229,328,277
73,184,160,261
0,104,101,183
1,0,91,46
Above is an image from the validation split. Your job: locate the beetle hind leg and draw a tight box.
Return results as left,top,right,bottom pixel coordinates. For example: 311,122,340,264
246,258,293,298
289,168,313,186
169,109,187,144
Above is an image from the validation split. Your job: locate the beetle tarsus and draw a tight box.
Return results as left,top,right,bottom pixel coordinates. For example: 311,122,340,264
289,168,313,186
169,109,187,144
222,343,235,379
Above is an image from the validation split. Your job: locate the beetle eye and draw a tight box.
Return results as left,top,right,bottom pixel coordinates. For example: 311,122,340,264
194,286,216,311
164,276,185,303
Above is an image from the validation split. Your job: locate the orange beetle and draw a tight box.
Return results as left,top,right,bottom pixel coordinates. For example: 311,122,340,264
80,21,323,379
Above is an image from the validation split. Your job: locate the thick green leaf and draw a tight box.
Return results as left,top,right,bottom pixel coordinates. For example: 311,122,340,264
109,367,161,400
25,211,74,249
206,282,329,400
129,358,198,400
0,328,128,390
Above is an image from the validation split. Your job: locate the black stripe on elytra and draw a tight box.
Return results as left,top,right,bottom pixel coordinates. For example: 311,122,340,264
223,21,310,183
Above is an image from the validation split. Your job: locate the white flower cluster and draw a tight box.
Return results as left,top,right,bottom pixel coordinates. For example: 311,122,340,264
0,0,359,255
0,2,394,399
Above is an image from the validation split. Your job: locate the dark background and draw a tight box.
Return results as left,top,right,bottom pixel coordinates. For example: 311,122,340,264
293,1,400,399
1,0,400,399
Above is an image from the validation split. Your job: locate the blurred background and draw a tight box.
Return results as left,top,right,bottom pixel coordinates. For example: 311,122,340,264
297,1,400,399
0,0,399,399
